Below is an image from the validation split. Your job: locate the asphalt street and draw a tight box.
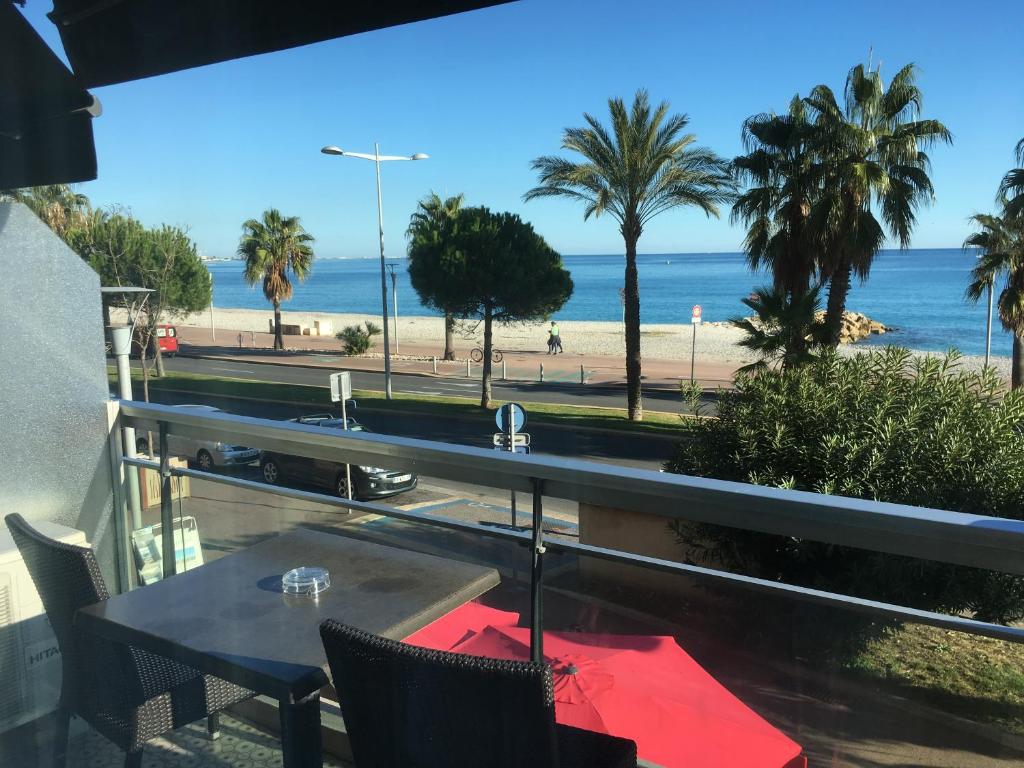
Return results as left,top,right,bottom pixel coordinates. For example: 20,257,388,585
138,386,679,470
156,353,696,413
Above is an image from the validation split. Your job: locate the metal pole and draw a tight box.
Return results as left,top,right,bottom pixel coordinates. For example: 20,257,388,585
159,423,176,579
341,398,353,504
466,358,471,378
539,363,544,382
432,356,437,375
209,271,215,342
502,359,507,381
529,478,545,664
985,279,993,368
111,327,142,529
690,323,697,384
374,143,393,400
580,364,585,385
387,264,399,355
508,405,517,528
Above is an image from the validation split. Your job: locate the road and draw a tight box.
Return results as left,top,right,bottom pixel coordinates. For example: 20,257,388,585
132,382,681,539
138,387,679,471
156,354,695,413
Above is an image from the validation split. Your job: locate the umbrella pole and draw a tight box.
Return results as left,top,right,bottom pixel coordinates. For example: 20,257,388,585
530,479,545,663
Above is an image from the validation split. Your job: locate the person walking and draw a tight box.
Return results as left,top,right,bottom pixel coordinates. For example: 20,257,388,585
550,320,563,354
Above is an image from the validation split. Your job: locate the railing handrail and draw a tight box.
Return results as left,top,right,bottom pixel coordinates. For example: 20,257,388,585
117,399,1024,575
122,453,1024,647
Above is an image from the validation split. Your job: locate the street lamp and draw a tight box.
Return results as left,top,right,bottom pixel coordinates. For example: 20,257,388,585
979,254,994,368
321,144,428,399
386,262,399,354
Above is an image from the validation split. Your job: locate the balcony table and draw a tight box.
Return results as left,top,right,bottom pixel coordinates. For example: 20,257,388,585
75,527,501,768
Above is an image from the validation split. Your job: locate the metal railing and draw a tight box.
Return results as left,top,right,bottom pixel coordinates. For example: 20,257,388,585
116,399,1024,660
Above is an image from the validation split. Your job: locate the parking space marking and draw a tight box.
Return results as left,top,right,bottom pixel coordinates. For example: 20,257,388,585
395,495,465,512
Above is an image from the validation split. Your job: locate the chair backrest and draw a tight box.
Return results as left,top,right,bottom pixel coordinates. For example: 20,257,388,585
5,514,111,702
320,619,560,768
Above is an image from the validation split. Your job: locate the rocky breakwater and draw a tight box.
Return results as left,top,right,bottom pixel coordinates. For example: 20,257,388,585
815,310,895,344
709,310,894,345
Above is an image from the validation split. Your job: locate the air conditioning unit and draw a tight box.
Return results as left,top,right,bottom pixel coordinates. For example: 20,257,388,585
0,520,87,734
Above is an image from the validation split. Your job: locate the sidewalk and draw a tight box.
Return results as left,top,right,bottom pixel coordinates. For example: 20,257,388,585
174,325,740,391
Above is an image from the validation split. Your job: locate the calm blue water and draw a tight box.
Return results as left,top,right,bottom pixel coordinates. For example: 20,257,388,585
208,249,1005,357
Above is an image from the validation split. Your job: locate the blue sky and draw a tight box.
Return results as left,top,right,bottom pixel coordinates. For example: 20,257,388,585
21,0,1024,258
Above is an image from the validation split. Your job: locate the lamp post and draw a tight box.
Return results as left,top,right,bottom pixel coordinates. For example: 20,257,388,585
321,144,428,399
208,267,215,343
978,253,993,368
985,276,994,369
386,262,399,354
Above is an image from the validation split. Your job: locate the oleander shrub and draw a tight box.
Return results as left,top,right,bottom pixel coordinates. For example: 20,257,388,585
336,321,381,355
666,347,1024,659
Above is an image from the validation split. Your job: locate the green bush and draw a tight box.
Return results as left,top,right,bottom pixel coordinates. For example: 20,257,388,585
666,347,1024,658
336,321,381,355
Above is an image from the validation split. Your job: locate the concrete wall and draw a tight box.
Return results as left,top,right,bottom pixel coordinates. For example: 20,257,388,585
0,202,117,586
578,502,706,597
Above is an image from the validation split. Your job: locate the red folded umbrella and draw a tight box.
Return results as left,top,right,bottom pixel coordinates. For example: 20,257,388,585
407,605,805,768
404,601,519,650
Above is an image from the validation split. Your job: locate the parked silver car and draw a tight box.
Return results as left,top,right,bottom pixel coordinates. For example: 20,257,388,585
134,404,261,470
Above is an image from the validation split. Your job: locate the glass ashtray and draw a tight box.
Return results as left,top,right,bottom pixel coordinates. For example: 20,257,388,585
282,566,331,596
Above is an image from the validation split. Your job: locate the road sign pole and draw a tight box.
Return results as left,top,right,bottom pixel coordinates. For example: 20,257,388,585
330,372,354,505
341,397,352,504
691,323,696,384
508,404,517,526
690,304,702,384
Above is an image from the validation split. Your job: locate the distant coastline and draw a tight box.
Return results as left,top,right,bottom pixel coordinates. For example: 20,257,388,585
204,249,1005,358
138,305,1012,383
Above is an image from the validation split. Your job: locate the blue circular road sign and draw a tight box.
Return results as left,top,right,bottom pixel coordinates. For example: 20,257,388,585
495,402,526,432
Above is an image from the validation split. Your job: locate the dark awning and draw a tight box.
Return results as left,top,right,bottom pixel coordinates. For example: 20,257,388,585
48,0,514,88
1,2,98,189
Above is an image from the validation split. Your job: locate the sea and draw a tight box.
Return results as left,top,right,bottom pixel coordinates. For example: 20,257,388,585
207,248,1004,358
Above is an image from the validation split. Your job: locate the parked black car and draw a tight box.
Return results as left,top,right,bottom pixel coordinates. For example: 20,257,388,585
259,414,417,500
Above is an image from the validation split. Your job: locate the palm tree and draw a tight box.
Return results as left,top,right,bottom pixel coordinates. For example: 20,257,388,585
13,184,91,240
966,208,1024,388
238,209,315,350
999,138,1024,220
525,90,734,420
406,192,465,360
731,286,826,373
732,96,822,300
807,62,952,345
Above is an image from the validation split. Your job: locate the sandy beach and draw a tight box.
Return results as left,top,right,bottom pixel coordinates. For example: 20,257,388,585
125,306,1011,381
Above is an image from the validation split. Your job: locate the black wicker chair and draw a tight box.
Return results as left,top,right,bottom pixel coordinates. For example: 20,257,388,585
320,618,638,768
5,514,253,768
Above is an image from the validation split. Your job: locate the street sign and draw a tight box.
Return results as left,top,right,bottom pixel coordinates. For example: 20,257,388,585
494,444,530,455
493,432,530,447
329,371,352,403
691,304,702,324
495,402,527,433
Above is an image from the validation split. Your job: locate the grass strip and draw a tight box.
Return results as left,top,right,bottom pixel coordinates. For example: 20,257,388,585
111,368,695,436
846,622,1024,736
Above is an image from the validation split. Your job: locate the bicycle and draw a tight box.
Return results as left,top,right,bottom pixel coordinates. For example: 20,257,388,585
470,347,503,363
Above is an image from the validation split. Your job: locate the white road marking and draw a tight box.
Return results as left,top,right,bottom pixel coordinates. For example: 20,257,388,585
397,495,464,511
209,366,257,374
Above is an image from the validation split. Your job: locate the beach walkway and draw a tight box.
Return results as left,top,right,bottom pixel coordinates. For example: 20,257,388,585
172,324,741,392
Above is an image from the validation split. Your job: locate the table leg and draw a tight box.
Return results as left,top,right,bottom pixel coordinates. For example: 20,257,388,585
279,691,322,768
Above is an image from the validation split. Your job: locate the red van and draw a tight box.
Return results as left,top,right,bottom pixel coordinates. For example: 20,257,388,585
132,324,178,357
